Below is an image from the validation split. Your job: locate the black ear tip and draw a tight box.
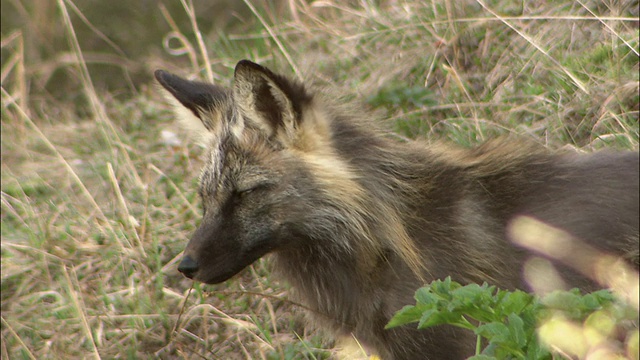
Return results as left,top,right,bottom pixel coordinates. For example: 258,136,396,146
236,59,258,67
235,60,263,74
154,69,170,83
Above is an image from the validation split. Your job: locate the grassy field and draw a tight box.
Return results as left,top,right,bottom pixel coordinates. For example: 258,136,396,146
1,0,638,359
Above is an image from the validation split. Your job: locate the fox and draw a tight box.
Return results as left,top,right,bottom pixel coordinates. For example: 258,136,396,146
155,60,639,359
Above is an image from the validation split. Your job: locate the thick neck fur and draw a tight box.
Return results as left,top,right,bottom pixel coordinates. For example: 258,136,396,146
270,111,442,342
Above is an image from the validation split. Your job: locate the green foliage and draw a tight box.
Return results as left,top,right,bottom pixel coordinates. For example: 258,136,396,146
266,334,331,360
387,277,637,359
368,84,437,111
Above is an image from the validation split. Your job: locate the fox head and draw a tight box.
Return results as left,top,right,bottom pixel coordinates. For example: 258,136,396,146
156,60,372,284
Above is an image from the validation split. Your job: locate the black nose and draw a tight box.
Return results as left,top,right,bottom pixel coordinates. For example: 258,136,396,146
178,256,199,278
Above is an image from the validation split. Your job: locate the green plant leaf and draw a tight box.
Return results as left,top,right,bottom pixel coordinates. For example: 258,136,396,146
507,313,527,348
469,355,497,360
476,322,510,343
385,305,425,329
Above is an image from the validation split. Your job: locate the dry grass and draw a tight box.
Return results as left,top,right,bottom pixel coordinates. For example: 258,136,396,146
1,0,638,359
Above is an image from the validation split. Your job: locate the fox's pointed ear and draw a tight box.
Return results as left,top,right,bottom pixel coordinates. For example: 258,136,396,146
232,60,311,143
155,70,232,143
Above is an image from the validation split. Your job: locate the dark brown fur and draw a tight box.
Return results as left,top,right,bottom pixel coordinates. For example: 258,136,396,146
155,61,639,359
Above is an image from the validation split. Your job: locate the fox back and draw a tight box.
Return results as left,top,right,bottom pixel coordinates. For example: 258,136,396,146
155,60,639,359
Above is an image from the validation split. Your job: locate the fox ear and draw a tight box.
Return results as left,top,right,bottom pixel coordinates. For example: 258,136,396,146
232,60,310,143
155,70,231,143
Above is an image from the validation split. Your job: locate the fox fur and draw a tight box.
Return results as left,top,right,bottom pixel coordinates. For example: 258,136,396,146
155,60,639,359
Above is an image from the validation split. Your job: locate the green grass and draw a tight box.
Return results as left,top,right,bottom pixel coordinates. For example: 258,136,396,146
1,0,638,359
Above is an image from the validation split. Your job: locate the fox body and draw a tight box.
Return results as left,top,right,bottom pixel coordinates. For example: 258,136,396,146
155,60,639,359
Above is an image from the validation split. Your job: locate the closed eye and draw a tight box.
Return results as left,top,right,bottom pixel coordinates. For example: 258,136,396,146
238,188,254,196
198,189,207,215
236,182,272,197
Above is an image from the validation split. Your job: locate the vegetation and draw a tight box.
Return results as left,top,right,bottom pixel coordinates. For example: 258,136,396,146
387,278,639,359
1,0,638,359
